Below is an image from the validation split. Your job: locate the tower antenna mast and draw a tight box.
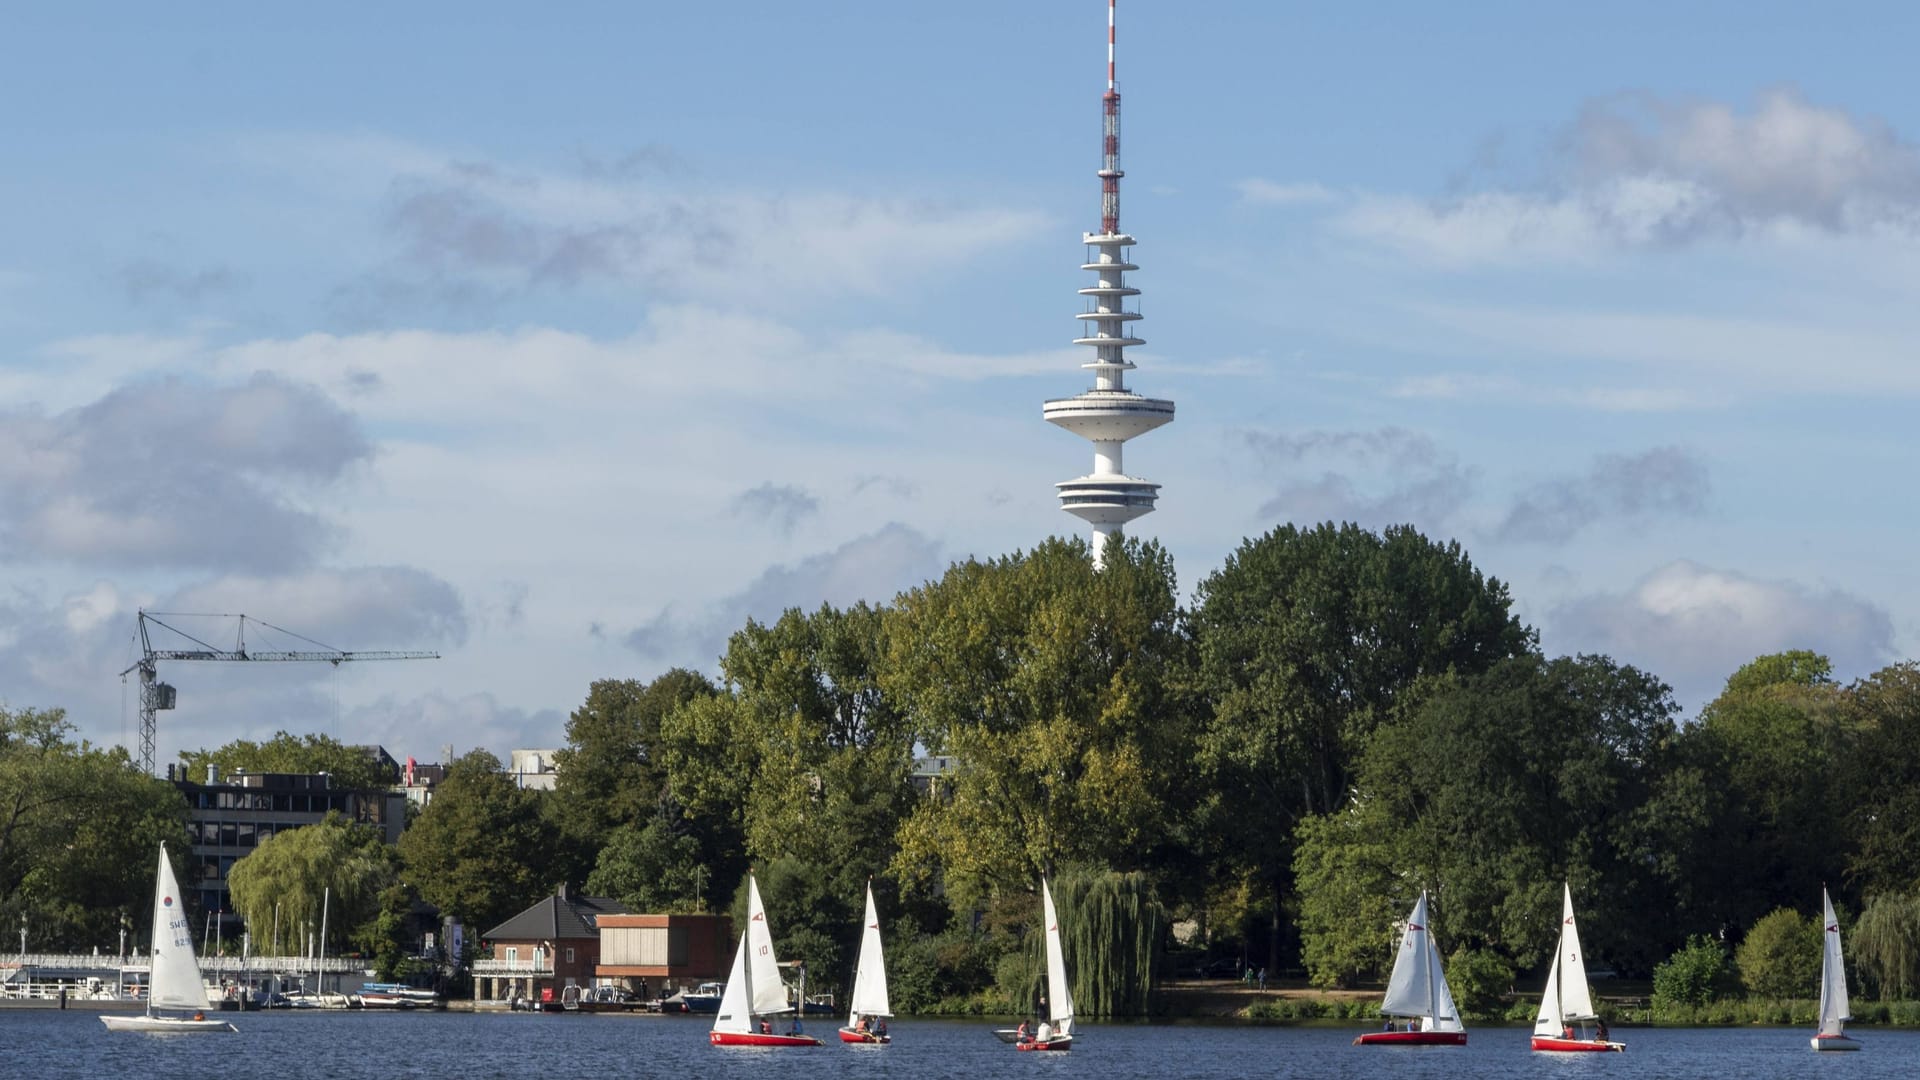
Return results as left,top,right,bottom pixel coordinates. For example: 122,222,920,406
1043,0,1175,568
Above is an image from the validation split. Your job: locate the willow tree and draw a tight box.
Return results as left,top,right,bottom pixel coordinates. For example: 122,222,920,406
999,869,1164,1018
882,537,1190,911
1851,892,1920,1000
227,813,396,956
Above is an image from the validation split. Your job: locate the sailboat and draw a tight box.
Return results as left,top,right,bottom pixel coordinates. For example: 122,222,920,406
1530,882,1622,1052
1811,887,1861,1052
100,842,237,1033
838,881,892,1044
709,872,821,1047
1353,891,1466,1046
990,878,1075,1050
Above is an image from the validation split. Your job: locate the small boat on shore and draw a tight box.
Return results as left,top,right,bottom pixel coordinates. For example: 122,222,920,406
1353,891,1465,1047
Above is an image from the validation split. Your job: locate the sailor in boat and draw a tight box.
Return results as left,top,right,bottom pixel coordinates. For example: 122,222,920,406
1595,1018,1609,1043
1016,1020,1029,1042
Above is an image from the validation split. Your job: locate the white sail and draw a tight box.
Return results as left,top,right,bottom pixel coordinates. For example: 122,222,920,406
1428,933,1465,1033
1534,883,1596,1034
713,931,754,1035
1042,878,1075,1032
848,882,891,1019
745,874,791,1016
1818,888,1851,1038
1380,892,1435,1019
148,843,214,1014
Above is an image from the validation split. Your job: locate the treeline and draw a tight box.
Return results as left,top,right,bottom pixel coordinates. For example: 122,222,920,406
9,522,1920,1015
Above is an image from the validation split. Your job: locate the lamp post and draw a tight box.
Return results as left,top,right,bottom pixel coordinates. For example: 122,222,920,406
18,913,25,958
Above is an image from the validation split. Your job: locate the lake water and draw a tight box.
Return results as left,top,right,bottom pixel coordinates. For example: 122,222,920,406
7,1011,1918,1079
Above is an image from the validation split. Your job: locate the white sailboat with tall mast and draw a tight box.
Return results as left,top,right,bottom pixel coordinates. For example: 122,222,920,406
710,872,821,1047
101,842,236,1033
838,881,893,1044
1353,891,1466,1046
1812,887,1861,1051
1531,882,1622,1052
1005,877,1075,1051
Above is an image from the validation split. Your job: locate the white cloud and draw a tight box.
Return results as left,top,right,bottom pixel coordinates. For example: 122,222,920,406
1498,446,1710,545
1547,560,1895,712
1245,428,1476,535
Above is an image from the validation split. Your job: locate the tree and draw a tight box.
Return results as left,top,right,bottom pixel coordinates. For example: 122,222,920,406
1301,654,1684,973
1292,805,1401,988
882,538,1190,910
1842,663,1920,893
1187,523,1533,970
585,803,709,913
397,750,556,931
993,868,1165,1018
551,670,715,845
1850,891,1920,1001
1737,907,1821,998
226,812,396,956
178,731,394,790
0,706,188,950
1652,935,1728,1010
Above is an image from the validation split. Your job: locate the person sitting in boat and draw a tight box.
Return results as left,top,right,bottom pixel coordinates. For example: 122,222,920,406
192,1011,204,1021
1036,1020,1053,1042
873,1017,887,1037
760,1019,772,1034
1562,1024,1573,1040
1595,1018,1609,1042
1408,1017,1421,1032
856,1015,869,1033
1016,1019,1029,1041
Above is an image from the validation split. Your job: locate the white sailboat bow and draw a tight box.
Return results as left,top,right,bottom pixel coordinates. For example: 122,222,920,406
1041,877,1075,1039
1379,892,1465,1033
100,843,236,1033
1813,887,1860,1051
849,882,891,1021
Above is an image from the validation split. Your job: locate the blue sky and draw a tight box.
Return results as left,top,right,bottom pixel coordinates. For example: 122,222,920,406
5,2,1918,765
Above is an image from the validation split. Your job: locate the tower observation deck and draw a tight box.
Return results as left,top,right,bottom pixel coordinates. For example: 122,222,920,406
1042,0,1173,569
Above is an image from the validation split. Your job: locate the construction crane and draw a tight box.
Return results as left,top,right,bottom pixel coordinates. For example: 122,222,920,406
121,610,439,776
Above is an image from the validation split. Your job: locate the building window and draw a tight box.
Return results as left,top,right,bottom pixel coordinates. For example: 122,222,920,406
505,947,518,965
565,947,575,964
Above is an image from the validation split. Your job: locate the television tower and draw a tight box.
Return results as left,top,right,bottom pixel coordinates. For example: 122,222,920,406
1043,0,1174,569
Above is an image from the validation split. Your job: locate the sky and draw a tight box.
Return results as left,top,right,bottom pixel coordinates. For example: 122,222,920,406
6,1,1920,768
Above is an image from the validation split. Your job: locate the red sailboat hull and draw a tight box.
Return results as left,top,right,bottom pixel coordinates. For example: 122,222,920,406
1353,1030,1467,1046
710,1031,823,1047
838,1027,891,1044
1015,1036,1072,1051
1531,1036,1624,1052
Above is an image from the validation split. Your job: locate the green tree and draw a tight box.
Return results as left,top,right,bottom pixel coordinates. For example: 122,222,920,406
1187,523,1533,970
1445,947,1514,1019
226,812,397,956
1842,663,1920,893
882,538,1190,910
992,868,1164,1018
1311,654,1682,973
585,802,709,912
397,750,556,931
1292,805,1402,988
1652,935,1728,1010
1850,891,1920,1001
0,706,188,950
550,671,715,870
178,731,394,790
1737,907,1821,998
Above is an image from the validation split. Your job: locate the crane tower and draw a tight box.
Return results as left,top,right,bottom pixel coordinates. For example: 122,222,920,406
122,610,439,776
1042,0,1175,569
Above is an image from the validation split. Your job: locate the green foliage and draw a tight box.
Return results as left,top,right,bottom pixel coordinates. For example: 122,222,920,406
352,883,423,981
0,706,188,950
882,539,1190,910
1652,934,1728,1009
1187,522,1532,968
1292,808,1400,988
227,812,397,956
1852,891,1920,1000
1843,663,1920,893
988,869,1164,1018
585,809,708,912
1737,907,1821,998
1445,947,1514,1019
179,731,393,790
397,750,557,931
552,672,713,840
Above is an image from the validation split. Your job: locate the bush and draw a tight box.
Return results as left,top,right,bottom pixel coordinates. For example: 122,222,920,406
1737,908,1820,999
1652,935,1727,1009
1445,947,1513,1019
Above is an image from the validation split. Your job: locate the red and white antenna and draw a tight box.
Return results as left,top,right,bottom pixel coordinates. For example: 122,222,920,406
1099,0,1123,236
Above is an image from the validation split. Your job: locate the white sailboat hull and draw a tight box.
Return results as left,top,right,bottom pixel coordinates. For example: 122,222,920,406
1812,1033,1862,1052
99,1014,236,1033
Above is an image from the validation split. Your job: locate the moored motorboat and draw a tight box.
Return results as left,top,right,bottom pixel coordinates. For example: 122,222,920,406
1353,891,1466,1047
